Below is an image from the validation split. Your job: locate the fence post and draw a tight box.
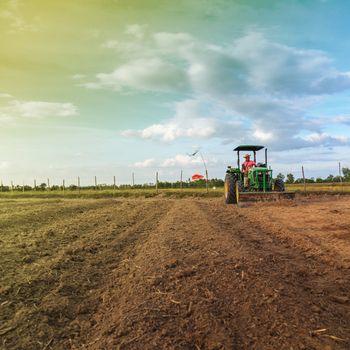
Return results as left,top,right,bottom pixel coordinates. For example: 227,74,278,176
11,181,13,192
47,178,50,191
94,176,97,190
34,179,37,191
301,166,306,193
180,170,183,190
22,181,25,193
132,172,135,188
78,176,81,194
339,162,343,192
156,172,159,194
63,179,65,195
205,169,209,193
113,175,116,196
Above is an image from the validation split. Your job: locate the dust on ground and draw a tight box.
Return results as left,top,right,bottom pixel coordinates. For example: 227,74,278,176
0,196,349,349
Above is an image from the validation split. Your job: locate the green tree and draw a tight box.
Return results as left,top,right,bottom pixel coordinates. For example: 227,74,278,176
342,167,350,180
285,173,295,184
325,174,334,182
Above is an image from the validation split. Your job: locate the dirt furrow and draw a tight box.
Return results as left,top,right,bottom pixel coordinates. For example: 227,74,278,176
85,197,350,349
0,199,124,287
0,199,112,232
85,199,251,349
197,198,350,349
238,199,350,269
1,199,173,350
2,197,350,350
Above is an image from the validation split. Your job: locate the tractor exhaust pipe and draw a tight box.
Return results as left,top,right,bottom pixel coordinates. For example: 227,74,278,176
265,148,268,167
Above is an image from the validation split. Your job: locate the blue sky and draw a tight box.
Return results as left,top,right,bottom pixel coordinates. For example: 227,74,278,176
1,0,350,186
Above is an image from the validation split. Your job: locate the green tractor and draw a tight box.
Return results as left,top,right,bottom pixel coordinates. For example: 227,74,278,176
224,145,291,204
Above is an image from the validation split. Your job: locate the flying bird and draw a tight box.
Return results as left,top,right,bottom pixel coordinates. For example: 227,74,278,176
187,150,199,157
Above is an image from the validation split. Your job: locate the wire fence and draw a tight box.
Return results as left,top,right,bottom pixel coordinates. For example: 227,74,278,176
0,172,223,194
0,163,349,195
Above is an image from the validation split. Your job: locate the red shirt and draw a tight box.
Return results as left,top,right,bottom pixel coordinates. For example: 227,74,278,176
242,160,256,173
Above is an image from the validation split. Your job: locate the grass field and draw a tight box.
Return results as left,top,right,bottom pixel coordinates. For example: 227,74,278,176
286,182,350,192
0,188,223,199
0,182,349,199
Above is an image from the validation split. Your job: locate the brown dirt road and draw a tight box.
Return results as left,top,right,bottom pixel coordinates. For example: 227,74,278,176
0,197,349,350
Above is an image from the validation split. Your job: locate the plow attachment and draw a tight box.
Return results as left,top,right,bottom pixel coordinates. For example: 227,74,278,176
237,191,295,203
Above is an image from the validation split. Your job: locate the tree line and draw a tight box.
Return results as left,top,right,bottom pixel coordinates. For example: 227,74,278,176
276,167,350,184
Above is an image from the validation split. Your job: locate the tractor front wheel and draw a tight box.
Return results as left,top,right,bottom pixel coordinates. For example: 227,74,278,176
274,178,285,192
224,174,240,204
237,179,245,193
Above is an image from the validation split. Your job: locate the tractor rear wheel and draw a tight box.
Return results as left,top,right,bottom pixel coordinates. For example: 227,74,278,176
274,178,285,192
224,174,240,204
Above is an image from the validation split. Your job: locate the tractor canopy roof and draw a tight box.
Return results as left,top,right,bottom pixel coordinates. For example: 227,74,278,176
233,145,264,152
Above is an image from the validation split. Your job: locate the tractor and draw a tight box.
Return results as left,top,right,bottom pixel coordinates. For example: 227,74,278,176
224,145,294,204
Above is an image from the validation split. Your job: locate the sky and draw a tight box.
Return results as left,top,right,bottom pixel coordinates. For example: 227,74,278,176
1,0,350,186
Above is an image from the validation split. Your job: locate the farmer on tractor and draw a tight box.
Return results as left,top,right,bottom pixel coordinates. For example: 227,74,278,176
242,154,256,188
224,145,291,205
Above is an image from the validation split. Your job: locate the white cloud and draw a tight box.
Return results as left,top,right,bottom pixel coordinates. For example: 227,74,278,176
93,26,350,150
8,101,77,118
101,40,119,49
122,99,243,141
89,58,188,92
328,115,350,125
72,74,86,80
228,33,339,95
253,130,274,142
125,24,146,40
0,98,78,120
94,27,350,98
161,154,203,167
133,158,155,168
0,93,13,98
153,32,194,53
303,132,349,144
0,161,10,169
123,120,216,141
0,114,14,124
0,1,39,33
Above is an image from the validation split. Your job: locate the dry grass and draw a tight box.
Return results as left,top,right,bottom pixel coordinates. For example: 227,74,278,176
286,182,350,192
0,188,223,199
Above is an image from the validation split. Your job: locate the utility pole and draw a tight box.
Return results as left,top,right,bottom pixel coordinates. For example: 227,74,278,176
199,152,209,193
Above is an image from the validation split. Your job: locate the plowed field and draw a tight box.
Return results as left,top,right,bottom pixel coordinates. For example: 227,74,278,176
1,197,350,350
